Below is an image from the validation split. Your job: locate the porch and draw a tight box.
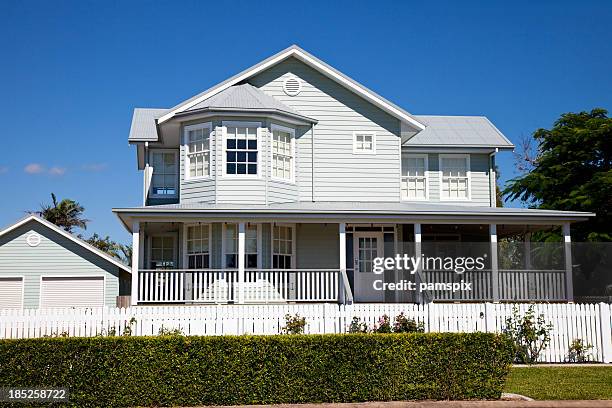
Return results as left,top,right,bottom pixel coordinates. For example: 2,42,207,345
126,218,577,305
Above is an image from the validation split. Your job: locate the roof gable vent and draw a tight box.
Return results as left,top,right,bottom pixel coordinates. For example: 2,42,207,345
282,76,302,96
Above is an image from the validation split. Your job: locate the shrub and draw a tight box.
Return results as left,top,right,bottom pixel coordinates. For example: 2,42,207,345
372,314,392,333
393,312,425,333
348,317,368,333
0,333,513,407
281,314,306,334
502,305,553,364
567,338,594,363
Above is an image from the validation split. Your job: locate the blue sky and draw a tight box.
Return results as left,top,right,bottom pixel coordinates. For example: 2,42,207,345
1,0,610,243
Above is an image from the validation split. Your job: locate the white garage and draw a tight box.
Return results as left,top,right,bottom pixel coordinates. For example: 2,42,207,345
0,277,24,309
40,276,105,308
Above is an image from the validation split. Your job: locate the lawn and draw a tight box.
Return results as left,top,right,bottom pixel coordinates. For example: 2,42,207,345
504,366,612,400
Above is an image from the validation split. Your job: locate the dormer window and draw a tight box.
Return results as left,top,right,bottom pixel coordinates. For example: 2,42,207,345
184,123,211,179
224,123,259,176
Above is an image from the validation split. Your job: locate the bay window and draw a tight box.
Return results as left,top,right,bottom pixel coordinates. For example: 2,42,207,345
184,123,211,179
271,125,294,181
186,224,210,269
224,124,259,176
224,224,259,268
440,154,470,200
402,154,428,199
150,151,177,197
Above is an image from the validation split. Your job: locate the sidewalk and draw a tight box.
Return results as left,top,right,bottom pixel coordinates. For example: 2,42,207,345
189,401,612,408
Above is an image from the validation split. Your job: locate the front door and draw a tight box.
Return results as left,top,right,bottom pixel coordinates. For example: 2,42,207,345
353,232,384,302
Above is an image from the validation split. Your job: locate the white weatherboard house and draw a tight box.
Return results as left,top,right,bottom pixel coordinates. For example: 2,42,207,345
0,216,131,309
114,45,593,306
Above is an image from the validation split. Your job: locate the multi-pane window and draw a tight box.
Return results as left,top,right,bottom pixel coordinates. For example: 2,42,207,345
150,151,177,196
273,225,294,269
272,128,293,180
224,224,258,268
150,236,175,268
187,225,210,269
185,124,210,178
225,125,258,175
440,155,469,200
353,132,375,154
402,155,427,199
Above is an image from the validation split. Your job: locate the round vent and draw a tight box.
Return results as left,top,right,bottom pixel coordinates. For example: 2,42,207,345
26,232,41,247
282,76,302,96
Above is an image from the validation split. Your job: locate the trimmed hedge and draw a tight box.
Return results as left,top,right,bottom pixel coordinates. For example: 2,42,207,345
0,333,513,407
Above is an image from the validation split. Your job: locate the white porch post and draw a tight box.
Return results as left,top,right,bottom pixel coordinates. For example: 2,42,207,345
563,223,574,301
490,224,500,302
338,222,348,304
414,223,423,303
131,221,140,306
238,222,246,304
525,232,535,299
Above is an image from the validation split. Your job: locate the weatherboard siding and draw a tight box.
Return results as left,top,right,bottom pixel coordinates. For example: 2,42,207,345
0,222,122,308
250,57,402,202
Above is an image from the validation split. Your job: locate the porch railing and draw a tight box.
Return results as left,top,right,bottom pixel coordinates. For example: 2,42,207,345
138,269,342,304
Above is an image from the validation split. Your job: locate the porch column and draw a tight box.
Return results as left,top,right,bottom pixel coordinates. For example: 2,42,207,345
338,223,352,304
490,224,500,302
238,222,246,304
563,223,574,301
414,223,423,303
525,232,535,299
131,221,140,306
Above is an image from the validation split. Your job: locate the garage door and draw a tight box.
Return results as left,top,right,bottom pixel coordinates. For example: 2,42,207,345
40,276,104,308
0,277,24,308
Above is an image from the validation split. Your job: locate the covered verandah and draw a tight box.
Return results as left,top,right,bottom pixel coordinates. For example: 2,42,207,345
112,202,593,305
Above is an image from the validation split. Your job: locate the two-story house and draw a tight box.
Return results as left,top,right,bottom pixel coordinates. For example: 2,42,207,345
114,45,592,306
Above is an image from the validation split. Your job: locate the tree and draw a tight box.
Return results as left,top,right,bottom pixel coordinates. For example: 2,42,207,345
503,108,612,242
29,193,89,233
85,233,121,258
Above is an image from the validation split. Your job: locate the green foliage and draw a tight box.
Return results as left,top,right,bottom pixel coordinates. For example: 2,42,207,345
281,314,306,334
373,314,392,333
351,314,424,334
503,108,612,242
393,312,425,333
158,326,184,336
567,338,594,363
348,317,368,333
30,193,89,233
0,333,514,407
502,306,553,364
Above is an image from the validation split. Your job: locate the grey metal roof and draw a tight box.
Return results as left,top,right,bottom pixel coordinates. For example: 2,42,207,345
159,45,425,129
128,108,167,142
113,202,593,231
405,116,515,149
185,83,313,120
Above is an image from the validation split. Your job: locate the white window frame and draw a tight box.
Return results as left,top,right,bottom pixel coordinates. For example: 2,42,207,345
271,223,297,269
183,223,212,270
353,131,376,154
221,223,262,269
401,154,429,201
221,121,263,178
270,124,296,183
183,122,212,181
439,154,471,201
148,233,177,269
149,149,179,198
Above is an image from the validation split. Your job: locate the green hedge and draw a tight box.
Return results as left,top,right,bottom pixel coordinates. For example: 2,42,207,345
0,333,513,407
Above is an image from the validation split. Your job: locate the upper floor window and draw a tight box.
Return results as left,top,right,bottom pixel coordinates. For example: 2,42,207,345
224,224,259,268
271,125,294,182
150,151,177,197
224,123,259,176
440,154,470,200
402,154,428,200
185,123,211,179
353,131,376,154
186,224,210,269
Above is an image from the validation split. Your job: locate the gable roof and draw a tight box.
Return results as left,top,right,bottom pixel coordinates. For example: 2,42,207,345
184,83,317,124
128,108,167,142
405,115,515,149
156,45,425,130
0,216,131,273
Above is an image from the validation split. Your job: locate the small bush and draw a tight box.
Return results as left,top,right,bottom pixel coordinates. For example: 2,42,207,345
503,305,553,364
567,338,594,363
393,312,425,333
349,313,424,333
281,313,306,334
348,317,368,333
373,314,392,333
0,333,513,407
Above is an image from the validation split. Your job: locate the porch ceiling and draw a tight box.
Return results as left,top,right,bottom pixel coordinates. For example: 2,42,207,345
112,202,594,233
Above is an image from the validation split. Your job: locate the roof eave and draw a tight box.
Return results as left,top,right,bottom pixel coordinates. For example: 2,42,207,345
175,107,318,125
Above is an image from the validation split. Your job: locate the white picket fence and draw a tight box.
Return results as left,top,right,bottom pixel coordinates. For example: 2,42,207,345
0,303,610,363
